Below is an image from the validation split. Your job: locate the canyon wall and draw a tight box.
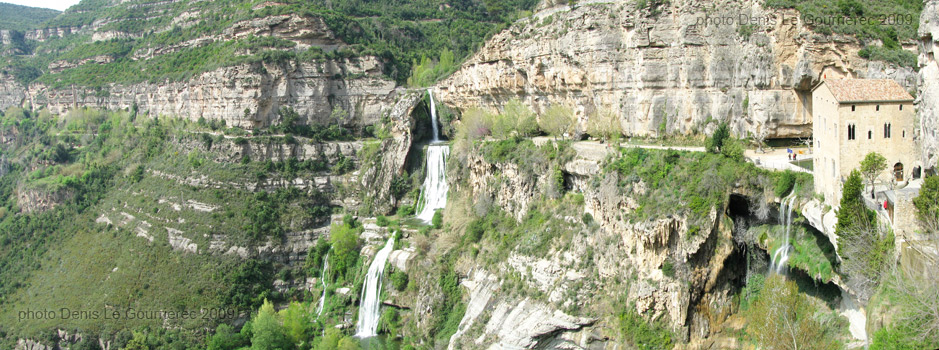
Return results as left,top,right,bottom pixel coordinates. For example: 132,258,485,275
0,13,402,129
919,0,939,169
434,0,918,139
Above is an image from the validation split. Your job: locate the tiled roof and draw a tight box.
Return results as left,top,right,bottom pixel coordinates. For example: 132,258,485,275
816,79,914,103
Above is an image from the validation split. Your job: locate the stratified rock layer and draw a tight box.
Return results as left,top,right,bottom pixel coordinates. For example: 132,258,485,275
434,0,918,139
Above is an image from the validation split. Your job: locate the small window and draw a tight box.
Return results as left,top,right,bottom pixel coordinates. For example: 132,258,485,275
876,105,880,111
868,130,872,139
848,124,856,140
852,105,856,111
903,129,906,138
884,123,891,138
900,104,904,111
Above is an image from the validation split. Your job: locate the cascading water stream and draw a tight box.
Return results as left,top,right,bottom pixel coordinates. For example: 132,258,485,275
416,89,450,223
428,89,440,141
355,236,396,338
770,195,796,274
316,251,330,317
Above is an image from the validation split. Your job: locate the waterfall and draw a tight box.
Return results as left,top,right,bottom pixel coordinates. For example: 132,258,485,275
770,195,796,274
428,89,440,142
416,90,450,223
416,145,450,223
316,251,330,317
355,236,396,338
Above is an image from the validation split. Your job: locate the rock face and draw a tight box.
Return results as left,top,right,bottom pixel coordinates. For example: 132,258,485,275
0,11,400,130
919,0,939,169
451,142,751,346
12,58,397,129
434,0,917,139
447,270,595,350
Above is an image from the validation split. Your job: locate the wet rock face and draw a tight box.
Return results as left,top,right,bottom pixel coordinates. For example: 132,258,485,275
434,0,917,140
919,0,939,169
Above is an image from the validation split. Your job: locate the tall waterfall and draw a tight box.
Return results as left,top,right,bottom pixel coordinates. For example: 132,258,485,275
315,251,329,317
416,89,450,223
355,236,395,338
770,195,796,274
428,89,440,141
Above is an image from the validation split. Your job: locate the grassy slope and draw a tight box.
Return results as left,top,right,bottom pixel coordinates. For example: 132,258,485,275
0,108,345,343
0,3,60,31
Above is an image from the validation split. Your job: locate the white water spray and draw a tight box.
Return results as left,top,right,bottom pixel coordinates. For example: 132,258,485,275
355,236,395,338
315,251,329,317
770,195,796,274
428,89,440,141
416,89,450,223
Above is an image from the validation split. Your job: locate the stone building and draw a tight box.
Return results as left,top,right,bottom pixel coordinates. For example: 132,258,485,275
812,79,920,207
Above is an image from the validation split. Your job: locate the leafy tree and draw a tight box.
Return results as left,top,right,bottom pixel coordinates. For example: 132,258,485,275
860,152,887,198
329,217,362,282
836,170,867,235
504,99,539,137
835,169,893,300
707,122,729,153
280,302,313,346
586,108,622,144
457,108,493,141
207,324,248,350
913,175,939,232
720,137,745,162
745,275,841,350
251,299,292,350
539,105,574,140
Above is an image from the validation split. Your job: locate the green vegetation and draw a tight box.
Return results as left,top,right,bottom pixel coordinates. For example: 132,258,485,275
206,300,361,350
606,147,762,229
430,251,467,347
835,169,894,300
912,175,939,232
538,105,575,140
860,151,887,199
707,122,730,154
0,107,347,346
744,275,843,350
390,270,409,292
0,3,60,31
618,306,673,350
454,101,540,142
765,0,923,67
757,223,837,282
328,215,363,283
432,210,443,229
3,0,541,87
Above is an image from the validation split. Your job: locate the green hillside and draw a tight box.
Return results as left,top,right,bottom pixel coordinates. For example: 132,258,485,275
0,3,60,31
0,0,538,87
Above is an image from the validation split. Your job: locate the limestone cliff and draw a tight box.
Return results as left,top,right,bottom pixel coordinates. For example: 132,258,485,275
919,0,939,169
434,0,918,139
0,10,401,130
13,58,398,129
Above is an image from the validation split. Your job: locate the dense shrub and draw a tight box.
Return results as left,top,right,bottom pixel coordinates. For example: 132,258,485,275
618,307,673,350
390,271,409,292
